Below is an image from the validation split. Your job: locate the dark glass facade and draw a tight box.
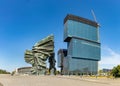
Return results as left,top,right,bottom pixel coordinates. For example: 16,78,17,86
64,20,99,42
58,14,101,75
68,38,100,61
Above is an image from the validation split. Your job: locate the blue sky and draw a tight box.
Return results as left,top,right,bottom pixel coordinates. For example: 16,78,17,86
0,0,120,72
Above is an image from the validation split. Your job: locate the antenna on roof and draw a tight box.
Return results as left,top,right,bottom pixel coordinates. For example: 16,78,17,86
91,9,97,22
91,9,100,26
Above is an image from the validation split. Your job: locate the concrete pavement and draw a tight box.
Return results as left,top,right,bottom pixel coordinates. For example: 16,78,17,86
0,74,120,86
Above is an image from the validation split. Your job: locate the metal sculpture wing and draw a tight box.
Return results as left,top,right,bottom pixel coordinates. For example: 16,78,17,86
24,35,55,75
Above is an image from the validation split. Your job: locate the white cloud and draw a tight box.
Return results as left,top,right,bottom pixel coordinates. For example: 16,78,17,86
99,46,120,69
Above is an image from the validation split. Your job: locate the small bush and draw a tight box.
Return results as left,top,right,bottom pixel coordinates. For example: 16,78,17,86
0,69,10,74
111,65,120,78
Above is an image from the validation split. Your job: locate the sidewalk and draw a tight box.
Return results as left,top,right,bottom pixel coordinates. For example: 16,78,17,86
0,74,120,86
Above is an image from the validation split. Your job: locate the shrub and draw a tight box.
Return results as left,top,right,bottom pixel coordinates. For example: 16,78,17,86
0,69,10,74
111,65,120,78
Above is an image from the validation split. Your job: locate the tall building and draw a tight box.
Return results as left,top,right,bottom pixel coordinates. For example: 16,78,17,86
58,14,101,75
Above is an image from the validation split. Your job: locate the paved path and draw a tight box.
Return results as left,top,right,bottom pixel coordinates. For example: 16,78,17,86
0,74,120,86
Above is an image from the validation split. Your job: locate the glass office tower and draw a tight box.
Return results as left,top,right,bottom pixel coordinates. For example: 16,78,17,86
58,14,101,75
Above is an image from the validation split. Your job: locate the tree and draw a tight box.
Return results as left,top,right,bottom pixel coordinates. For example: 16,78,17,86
0,69,10,74
111,65,120,78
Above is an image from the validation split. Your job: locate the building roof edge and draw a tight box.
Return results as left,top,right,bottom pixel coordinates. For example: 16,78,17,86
64,14,99,28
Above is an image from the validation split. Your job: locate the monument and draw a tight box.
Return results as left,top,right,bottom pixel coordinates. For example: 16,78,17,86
24,35,56,75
